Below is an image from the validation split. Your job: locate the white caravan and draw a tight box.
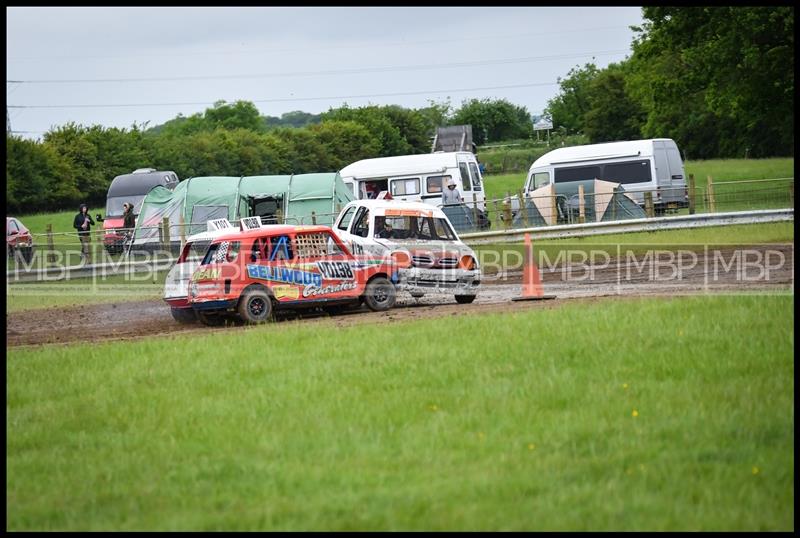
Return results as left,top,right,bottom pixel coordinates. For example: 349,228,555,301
524,138,688,212
338,151,487,211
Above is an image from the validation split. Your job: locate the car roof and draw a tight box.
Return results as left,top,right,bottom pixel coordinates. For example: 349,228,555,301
344,199,448,217
208,224,334,242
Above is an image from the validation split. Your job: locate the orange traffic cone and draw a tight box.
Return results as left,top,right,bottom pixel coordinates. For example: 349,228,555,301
512,233,556,302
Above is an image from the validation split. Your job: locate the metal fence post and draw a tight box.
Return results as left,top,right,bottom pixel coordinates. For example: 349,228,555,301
578,185,586,224
161,217,170,251
276,208,284,225
492,199,501,230
472,199,480,231
688,174,696,215
644,191,655,218
517,189,529,227
46,223,56,263
707,175,716,213
311,211,317,225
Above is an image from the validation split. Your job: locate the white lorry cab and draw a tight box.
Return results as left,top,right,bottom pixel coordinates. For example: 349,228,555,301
332,199,481,303
524,139,688,212
338,151,487,211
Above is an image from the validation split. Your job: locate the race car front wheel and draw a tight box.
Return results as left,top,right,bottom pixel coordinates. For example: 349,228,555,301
363,277,397,312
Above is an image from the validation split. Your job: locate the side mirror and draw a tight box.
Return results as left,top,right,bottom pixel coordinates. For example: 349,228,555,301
96,213,104,221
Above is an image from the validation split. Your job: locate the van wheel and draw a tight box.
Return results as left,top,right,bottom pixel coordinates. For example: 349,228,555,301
197,311,225,326
455,294,477,304
170,307,197,324
363,277,397,312
238,289,274,324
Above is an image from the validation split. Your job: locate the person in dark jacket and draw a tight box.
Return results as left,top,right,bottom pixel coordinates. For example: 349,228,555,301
73,203,95,263
122,202,135,230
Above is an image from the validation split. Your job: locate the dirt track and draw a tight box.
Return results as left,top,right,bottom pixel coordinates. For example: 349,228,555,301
7,244,793,347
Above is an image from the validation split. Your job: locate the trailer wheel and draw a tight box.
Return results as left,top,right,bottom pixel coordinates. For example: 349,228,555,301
363,277,397,312
455,294,477,304
238,289,274,324
170,307,197,324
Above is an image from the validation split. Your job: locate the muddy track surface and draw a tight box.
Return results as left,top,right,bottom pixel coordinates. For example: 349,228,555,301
7,245,793,348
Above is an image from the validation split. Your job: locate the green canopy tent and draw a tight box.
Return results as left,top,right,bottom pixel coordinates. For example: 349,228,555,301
132,173,353,250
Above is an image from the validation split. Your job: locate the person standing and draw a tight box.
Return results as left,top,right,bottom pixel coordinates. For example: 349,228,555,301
441,178,463,205
73,203,95,263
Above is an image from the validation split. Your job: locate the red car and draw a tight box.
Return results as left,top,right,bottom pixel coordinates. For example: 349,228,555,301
6,217,34,262
188,224,400,325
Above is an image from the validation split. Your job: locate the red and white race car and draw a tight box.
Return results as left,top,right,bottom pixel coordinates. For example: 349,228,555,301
184,220,400,326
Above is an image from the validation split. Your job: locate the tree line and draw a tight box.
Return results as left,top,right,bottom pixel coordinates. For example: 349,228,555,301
544,6,794,160
6,6,792,214
6,98,534,213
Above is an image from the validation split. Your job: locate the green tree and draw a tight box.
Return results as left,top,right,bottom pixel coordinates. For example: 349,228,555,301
583,63,646,143
310,120,381,170
321,104,414,156
628,6,794,158
544,63,600,136
452,98,534,144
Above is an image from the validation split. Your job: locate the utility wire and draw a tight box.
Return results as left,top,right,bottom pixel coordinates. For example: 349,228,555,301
7,81,559,109
7,49,628,84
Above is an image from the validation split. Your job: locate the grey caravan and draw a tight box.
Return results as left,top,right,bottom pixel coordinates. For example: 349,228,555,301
524,139,688,212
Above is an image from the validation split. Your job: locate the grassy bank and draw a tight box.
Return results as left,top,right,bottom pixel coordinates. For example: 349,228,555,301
6,294,794,530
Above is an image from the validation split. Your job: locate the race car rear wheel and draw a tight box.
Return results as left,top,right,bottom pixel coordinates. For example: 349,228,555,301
238,289,274,324
455,294,477,304
170,307,197,324
197,311,226,326
363,277,397,312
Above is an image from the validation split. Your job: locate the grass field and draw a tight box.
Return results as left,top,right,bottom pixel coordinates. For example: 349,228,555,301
5,222,794,313
6,294,794,531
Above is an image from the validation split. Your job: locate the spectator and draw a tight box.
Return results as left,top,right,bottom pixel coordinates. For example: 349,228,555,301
441,178,463,205
73,203,95,263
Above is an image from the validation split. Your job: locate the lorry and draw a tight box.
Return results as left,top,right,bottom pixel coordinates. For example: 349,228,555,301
97,168,179,253
523,139,688,213
332,198,481,304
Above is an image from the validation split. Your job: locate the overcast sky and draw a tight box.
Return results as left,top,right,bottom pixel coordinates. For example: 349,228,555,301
6,6,644,139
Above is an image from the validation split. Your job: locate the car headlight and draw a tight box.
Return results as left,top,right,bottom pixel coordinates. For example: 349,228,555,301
190,282,199,298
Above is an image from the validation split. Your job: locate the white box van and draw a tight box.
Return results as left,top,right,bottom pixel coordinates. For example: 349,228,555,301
339,151,487,211
524,139,688,212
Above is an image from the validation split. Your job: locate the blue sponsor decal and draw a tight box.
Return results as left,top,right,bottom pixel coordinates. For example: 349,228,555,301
247,264,322,287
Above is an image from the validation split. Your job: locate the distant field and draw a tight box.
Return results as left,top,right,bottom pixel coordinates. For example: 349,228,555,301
6,294,794,531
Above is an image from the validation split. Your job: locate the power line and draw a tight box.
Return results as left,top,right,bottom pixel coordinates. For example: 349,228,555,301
7,81,560,109
6,25,633,63
6,49,629,84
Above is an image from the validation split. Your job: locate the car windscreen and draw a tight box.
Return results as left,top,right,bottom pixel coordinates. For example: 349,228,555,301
106,195,146,217
377,215,456,241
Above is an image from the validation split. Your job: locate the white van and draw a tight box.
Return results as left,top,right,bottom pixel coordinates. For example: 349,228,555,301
524,139,688,212
339,151,487,211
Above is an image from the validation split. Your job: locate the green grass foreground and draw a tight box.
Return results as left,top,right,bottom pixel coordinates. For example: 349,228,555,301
6,294,794,531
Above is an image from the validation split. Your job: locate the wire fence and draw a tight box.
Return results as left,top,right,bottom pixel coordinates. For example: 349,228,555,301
7,176,794,270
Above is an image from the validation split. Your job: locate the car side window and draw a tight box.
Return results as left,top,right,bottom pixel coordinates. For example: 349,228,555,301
250,237,267,262
267,235,294,261
352,208,370,238
8,220,19,234
337,206,356,231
